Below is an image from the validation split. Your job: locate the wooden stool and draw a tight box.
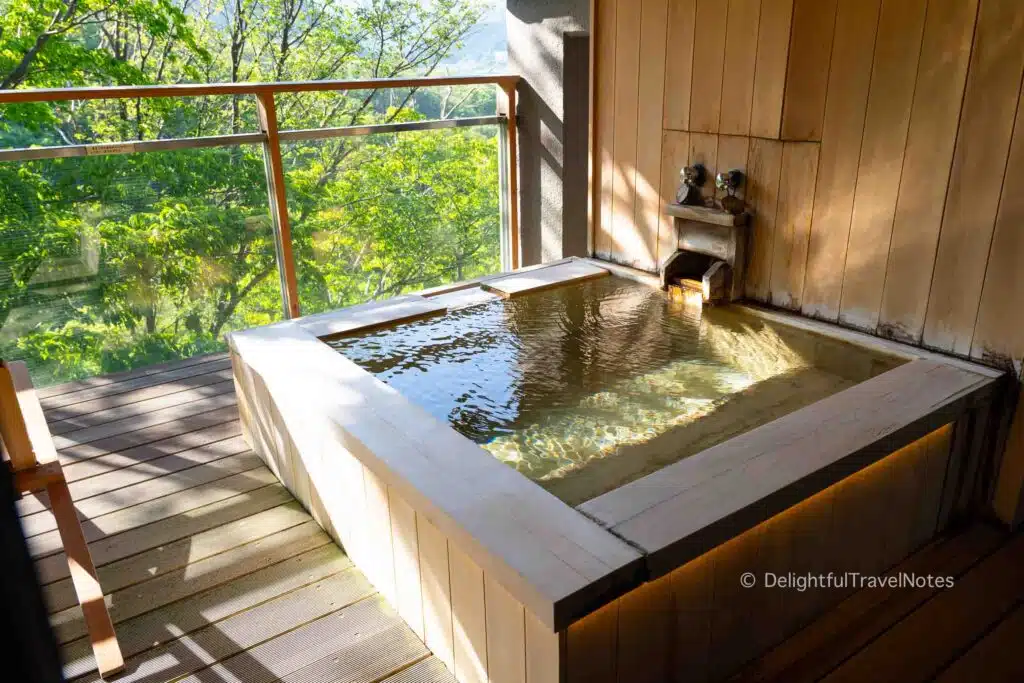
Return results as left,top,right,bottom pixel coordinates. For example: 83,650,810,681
0,360,124,678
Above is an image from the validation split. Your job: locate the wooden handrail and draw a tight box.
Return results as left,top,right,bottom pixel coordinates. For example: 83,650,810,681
0,72,522,318
0,74,519,104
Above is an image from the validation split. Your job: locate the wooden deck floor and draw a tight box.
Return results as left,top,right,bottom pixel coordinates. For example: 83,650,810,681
16,353,1024,682
19,353,455,683
733,524,1024,683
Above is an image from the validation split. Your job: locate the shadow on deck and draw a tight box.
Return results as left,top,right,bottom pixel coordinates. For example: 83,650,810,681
18,354,1023,683
20,353,453,683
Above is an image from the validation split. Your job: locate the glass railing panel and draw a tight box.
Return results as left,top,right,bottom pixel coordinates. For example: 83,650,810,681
282,124,502,316
0,144,281,386
274,84,499,133
0,95,261,149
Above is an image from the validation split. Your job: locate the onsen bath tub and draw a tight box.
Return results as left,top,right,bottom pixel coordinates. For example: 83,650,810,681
228,257,1002,683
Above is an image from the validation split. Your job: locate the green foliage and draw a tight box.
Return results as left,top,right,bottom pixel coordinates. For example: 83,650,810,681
0,0,501,385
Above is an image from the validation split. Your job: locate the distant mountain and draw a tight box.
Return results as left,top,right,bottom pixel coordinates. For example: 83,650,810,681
440,0,508,73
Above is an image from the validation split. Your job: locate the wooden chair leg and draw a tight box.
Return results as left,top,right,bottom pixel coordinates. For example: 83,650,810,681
47,479,124,678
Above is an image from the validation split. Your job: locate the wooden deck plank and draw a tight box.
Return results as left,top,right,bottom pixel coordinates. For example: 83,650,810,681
51,391,238,450
43,359,232,414
31,356,453,683
732,522,1007,683
19,451,263,538
27,466,276,559
18,433,249,516
51,519,331,644
59,543,350,680
37,352,229,400
33,483,291,586
43,501,310,614
56,405,240,464
72,566,374,683
382,657,456,683
933,603,1024,682
57,414,239,474
819,532,1024,683
173,596,425,683
48,379,236,435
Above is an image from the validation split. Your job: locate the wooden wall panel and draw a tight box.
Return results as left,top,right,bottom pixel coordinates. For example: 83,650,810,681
609,1,643,266
744,137,784,300
658,131,690,265
719,0,762,136
615,580,673,683
632,0,670,272
801,0,881,320
839,0,928,331
971,84,1024,365
769,142,819,309
418,515,456,672
390,490,425,640
663,0,697,131
484,576,526,683
878,0,980,343
450,544,489,683
780,0,838,140
688,133,719,206
688,0,728,133
591,0,1024,522
923,0,1024,355
593,0,617,259
749,0,795,138
559,427,953,683
715,135,750,202
565,601,618,683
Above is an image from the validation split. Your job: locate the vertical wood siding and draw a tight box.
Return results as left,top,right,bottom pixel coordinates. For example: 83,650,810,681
591,0,1024,524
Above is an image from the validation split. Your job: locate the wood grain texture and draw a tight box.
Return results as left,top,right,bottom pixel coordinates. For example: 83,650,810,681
565,601,618,683
801,0,880,320
719,0,761,135
594,0,617,259
419,515,456,673
732,521,1003,683
923,0,1024,355
971,81,1024,365
663,0,697,131
933,604,1024,683
769,142,819,309
819,533,1024,683
749,0,795,138
780,0,838,141
610,0,642,266
484,576,526,683
658,131,690,265
633,0,670,272
581,361,990,574
745,137,785,301
878,0,980,344
390,490,425,641
687,132,719,207
449,545,489,683
992,386,1024,526
615,579,673,683
715,134,750,201
839,0,928,331
688,0,728,133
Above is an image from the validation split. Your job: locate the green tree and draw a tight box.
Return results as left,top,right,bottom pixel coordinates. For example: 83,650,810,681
0,0,503,385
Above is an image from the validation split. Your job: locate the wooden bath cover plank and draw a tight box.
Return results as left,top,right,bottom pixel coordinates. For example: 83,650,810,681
297,294,449,339
481,260,609,298
580,359,996,577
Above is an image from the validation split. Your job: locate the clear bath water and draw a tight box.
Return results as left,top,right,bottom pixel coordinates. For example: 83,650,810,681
329,276,888,505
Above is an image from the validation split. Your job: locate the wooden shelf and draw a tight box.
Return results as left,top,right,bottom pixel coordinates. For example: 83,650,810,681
664,203,749,226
